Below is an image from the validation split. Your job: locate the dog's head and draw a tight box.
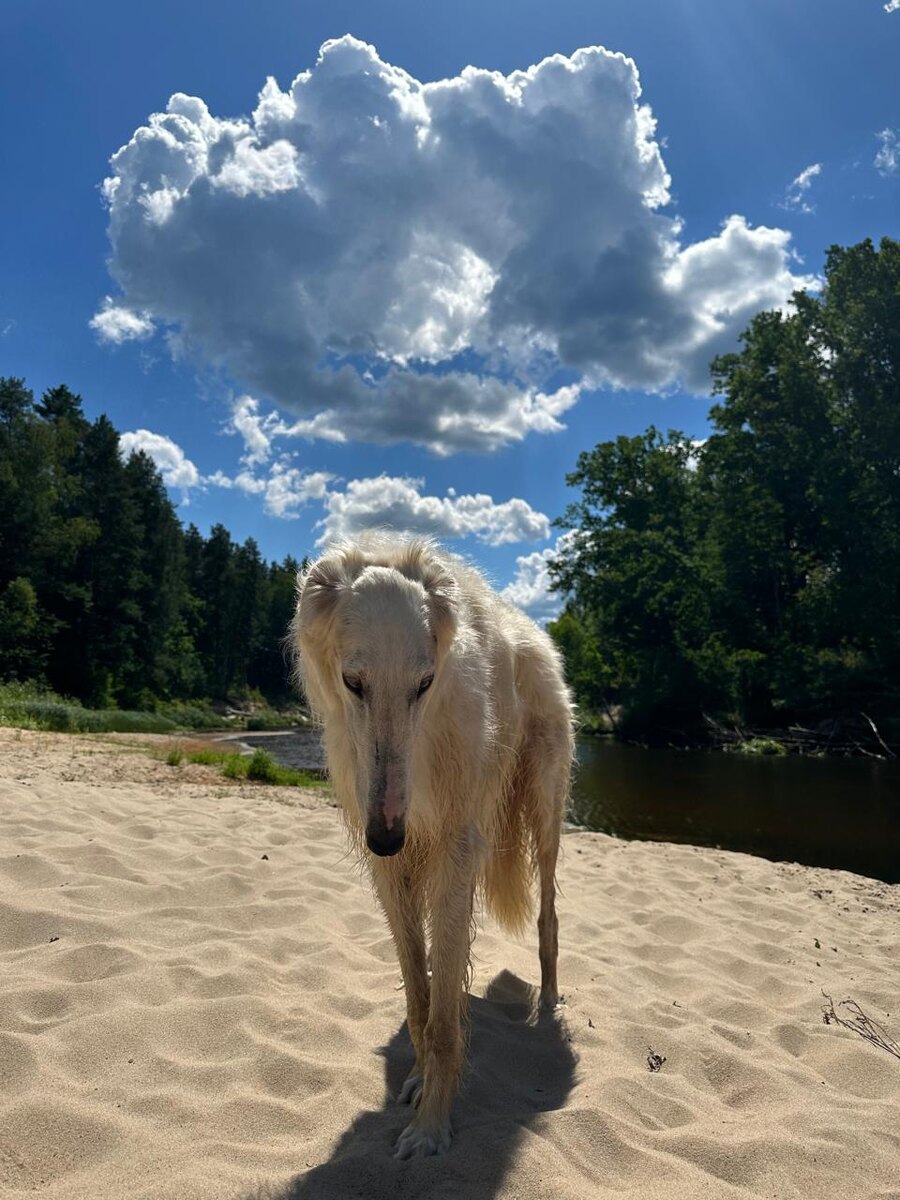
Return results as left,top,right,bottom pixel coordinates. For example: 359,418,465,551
292,538,458,856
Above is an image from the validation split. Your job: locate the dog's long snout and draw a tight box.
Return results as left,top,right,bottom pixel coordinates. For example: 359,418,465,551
366,813,406,857
366,747,407,856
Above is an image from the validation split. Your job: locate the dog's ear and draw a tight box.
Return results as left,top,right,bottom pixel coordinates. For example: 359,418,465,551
420,560,459,657
296,555,348,643
291,553,353,720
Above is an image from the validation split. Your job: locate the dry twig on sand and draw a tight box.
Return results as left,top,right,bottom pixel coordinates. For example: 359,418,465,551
821,993,900,1061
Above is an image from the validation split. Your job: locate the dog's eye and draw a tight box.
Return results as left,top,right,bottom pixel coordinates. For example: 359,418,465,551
416,675,434,699
342,674,364,698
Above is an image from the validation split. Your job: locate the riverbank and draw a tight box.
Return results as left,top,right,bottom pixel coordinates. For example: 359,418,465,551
1,727,898,1199
576,709,900,760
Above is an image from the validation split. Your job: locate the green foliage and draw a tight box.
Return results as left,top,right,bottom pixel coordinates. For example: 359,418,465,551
222,753,247,779
0,578,47,678
550,237,900,740
0,684,178,733
84,710,179,734
731,738,788,757
245,748,279,782
183,747,230,765
244,711,301,731
0,381,307,712
166,743,325,788
156,703,230,731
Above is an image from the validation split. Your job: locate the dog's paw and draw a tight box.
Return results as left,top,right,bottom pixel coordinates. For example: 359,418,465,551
396,1071,424,1106
394,1117,452,1159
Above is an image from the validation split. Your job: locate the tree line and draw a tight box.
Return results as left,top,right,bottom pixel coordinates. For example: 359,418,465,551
2,236,898,737
0,380,302,709
548,238,900,742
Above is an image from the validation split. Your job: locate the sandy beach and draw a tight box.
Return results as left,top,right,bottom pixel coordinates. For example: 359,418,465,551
0,726,897,1199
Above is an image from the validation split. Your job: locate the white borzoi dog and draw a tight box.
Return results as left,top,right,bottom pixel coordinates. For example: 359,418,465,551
291,533,573,1158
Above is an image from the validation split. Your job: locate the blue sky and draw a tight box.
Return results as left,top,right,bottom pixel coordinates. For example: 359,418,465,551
1,0,898,615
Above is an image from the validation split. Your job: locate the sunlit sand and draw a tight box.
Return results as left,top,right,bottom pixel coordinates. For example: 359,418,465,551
1,728,897,1199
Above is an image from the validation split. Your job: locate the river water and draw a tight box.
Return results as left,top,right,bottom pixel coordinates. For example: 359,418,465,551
240,730,900,884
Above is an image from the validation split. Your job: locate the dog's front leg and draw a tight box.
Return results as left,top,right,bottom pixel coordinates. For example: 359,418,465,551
371,858,430,1104
395,839,474,1159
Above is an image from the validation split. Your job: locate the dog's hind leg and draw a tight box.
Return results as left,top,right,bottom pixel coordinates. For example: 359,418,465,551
536,818,561,1010
525,722,570,1011
395,834,475,1159
372,858,430,1105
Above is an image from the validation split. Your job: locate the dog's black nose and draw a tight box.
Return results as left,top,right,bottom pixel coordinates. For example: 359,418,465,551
366,821,406,857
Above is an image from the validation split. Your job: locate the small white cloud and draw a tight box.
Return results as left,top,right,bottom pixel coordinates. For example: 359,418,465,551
780,162,822,214
885,1,900,13
318,475,550,545
501,531,583,620
208,461,332,519
501,549,558,619
661,215,816,389
875,128,899,176
262,463,332,519
90,298,155,344
119,429,201,491
226,395,278,466
120,422,332,517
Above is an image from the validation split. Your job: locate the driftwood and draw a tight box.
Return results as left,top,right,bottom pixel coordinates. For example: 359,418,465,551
703,712,900,760
860,712,897,759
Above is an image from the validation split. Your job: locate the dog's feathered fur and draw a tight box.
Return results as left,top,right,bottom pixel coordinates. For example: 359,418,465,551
291,533,573,1157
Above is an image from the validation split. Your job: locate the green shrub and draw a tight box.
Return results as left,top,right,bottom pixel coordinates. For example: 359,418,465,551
246,749,280,782
246,713,289,731
0,683,178,734
20,701,78,731
732,737,788,757
222,753,247,779
157,703,230,731
86,710,178,734
166,747,184,766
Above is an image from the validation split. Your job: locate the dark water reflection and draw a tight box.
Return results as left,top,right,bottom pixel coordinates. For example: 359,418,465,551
573,738,900,884
241,731,900,885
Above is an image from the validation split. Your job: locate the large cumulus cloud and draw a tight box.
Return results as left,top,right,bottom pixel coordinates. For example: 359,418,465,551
96,36,813,453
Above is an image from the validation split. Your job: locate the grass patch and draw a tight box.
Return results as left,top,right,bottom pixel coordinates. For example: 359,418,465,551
182,747,230,765
0,683,178,734
0,682,308,739
244,712,296,732
222,753,246,779
246,749,281,782
156,702,230,731
162,742,326,789
731,736,788,757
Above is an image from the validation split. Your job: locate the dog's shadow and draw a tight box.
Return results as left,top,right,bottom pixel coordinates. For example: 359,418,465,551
242,970,577,1200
